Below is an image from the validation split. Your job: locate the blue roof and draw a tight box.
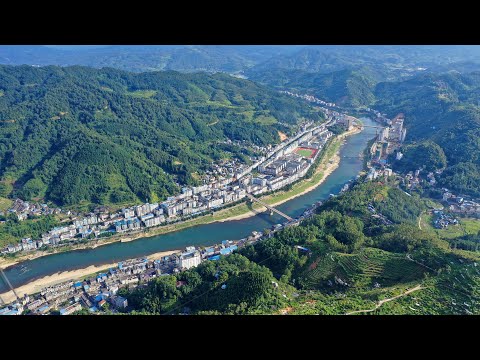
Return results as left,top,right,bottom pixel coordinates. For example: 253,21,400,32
74,281,83,288
37,305,49,312
0,308,12,315
218,245,237,256
95,294,107,302
4,310,20,315
205,247,215,254
222,240,229,245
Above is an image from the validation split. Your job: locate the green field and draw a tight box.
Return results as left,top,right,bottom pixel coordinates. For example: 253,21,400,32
295,148,316,158
127,90,157,98
0,197,12,212
422,214,480,239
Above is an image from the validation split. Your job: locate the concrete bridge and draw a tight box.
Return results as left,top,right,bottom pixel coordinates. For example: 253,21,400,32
1,268,19,302
245,193,293,221
359,124,386,129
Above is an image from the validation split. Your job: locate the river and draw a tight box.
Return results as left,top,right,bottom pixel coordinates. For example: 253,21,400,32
0,117,378,294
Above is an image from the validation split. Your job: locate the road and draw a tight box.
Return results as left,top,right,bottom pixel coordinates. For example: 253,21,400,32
345,284,423,315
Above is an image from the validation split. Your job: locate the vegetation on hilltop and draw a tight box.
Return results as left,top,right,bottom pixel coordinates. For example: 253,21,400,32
0,65,320,206
391,141,447,173
247,68,378,107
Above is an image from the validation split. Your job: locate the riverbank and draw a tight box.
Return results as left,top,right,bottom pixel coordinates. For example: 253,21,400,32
0,249,179,304
0,127,361,271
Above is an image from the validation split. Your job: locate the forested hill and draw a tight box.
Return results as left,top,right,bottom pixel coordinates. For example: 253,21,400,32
0,65,319,206
246,67,379,107
246,46,480,107
375,71,480,197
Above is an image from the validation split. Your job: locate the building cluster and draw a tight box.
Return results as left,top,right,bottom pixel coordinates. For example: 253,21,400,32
399,169,429,190
443,190,480,217
280,90,336,108
280,91,359,130
3,118,331,256
1,202,166,254
160,185,247,219
1,229,270,315
160,121,331,218
432,209,459,229
365,167,394,182
370,114,407,166
1,172,332,316
240,128,332,194
0,302,24,315
4,198,68,221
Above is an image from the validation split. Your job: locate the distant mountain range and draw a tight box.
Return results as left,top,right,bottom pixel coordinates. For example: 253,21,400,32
0,45,303,73
2,45,480,77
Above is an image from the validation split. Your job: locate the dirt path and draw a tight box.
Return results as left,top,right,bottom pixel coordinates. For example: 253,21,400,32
345,285,423,315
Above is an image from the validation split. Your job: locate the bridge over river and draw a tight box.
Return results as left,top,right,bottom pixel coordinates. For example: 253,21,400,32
245,193,293,221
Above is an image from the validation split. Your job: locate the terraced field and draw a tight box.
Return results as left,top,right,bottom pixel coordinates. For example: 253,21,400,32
301,254,337,288
301,248,427,290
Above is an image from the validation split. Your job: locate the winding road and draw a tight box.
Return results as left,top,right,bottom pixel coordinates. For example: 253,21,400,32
345,284,423,315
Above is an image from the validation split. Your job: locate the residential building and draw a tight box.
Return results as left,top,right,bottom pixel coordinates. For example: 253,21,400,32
178,250,202,270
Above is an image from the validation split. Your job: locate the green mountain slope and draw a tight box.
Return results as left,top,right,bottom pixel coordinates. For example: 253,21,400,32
0,65,319,206
375,71,480,196
247,67,378,107
250,45,480,75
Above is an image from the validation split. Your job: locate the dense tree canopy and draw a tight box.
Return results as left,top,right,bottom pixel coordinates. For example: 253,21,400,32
393,141,447,173
0,65,321,206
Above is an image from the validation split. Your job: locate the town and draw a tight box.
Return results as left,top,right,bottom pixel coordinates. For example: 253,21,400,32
359,109,480,227
0,208,315,315
0,172,329,315
1,108,342,257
